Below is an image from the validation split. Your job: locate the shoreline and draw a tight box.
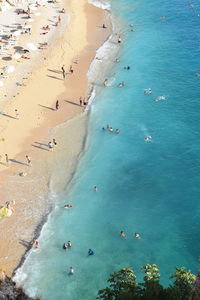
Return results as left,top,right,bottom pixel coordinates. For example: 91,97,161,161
0,0,112,277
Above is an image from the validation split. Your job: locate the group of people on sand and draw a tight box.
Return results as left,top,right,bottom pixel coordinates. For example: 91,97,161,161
79,96,88,107
0,153,31,166
48,139,57,150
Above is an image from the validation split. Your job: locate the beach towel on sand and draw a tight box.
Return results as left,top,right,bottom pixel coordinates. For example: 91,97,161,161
0,206,12,218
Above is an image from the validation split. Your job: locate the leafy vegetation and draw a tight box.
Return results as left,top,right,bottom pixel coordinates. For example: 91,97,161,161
97,264,196,300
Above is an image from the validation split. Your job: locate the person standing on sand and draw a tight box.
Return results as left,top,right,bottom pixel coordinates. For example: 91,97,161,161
79,96,82,106
58,15,61,23
33,240,39,248
61,65,66,79
53,139,57,146
48,141,53,149
5,154,9,164
55,100,60,110
26,155,31,166
69,65,74,74
15,109,19,119
104,79,108,86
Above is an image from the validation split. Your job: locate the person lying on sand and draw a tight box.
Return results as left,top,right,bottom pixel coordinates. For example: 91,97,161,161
42,25,50,31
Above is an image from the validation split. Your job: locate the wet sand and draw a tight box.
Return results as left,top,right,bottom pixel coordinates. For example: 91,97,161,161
0,0,111,276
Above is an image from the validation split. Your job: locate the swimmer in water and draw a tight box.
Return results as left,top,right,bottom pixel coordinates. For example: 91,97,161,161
109,127,114,132
117,36,122,44
144,136,152,142
115,129,120,134
118,81,125,87
120,231,126,238
144,88,152,95
67,241,72,248
134,233,140,238
103,79,108,87
88,248,94,256
33,240,39,248
154,96,165,102
69,267,74,275
93,186,98,192
63,243,67,249
64,204,73,208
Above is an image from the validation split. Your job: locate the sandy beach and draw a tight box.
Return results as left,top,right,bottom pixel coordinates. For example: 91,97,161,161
0,0,111,276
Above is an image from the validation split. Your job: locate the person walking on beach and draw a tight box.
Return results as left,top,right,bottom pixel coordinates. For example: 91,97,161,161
79,96,82,106
61,65,66,79
104,79,108,87
48,141,54,150
55,100,60,110
53,139,57,146
5,154,9,165
15,109,19,119
58,15,61,23
33,239,39,248
69,65,74,74
26,155,31,166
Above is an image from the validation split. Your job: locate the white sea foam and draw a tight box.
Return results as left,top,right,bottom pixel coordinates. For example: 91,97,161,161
87,0,110,10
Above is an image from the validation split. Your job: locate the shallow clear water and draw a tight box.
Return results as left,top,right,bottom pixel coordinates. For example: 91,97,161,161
15,0,200,299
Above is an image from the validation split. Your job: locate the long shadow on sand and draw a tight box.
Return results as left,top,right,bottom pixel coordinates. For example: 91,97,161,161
32,144,49,151
64,100,80,107
9,159,28,166
47,68,62,74
47,75,63,80
38,104,54,111
34,141,49,147
2,113,16,119
19,239,32,249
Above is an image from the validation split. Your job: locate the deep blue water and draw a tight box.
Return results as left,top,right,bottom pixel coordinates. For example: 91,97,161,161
15,0,200,299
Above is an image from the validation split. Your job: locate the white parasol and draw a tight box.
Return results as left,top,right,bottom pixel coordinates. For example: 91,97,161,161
28,19,34,23
12,53,21,59
34,12,40,16
4,65,15,73
24,25,32,29
12,30,21,37
0,81,4,87
26,43,37,51
29,4,37,10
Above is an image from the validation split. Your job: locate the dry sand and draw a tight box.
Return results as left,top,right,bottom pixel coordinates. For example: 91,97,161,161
0,0,111,276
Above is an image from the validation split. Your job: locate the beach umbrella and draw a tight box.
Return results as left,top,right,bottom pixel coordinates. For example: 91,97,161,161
29,4,37,10
12,53,21,59
0,81,4,87
34,12,40,16
26,43,37,51
12,30,21,37
24,25,32,29
4,65,15,73
28,18,34,23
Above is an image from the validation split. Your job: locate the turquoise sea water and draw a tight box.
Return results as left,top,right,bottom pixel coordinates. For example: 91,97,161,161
15,0,200,299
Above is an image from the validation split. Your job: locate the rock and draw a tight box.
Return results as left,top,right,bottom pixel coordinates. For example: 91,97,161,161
0,270,5,281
